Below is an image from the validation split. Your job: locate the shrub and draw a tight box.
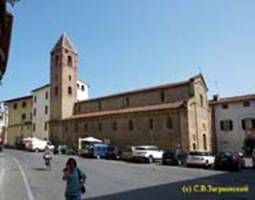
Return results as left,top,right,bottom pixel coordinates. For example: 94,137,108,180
64,144,78,155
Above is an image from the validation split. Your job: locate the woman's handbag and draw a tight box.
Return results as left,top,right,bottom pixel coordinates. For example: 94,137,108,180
77,168,86,194
81,185,86,194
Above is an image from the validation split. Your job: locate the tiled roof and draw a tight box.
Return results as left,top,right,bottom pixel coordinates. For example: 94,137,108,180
64,101,185,121
210,94,255,105
3,95,33,103
31,84,50,92
51,33,77,53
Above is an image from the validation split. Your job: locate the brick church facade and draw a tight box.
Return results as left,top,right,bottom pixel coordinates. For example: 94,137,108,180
49,34,212,151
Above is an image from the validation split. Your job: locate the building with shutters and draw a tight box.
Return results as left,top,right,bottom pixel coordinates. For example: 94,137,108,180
210,95,255,152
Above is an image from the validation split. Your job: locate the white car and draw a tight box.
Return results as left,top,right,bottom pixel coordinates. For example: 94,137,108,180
24,137,54,152
186,151,215,168
122,145,163,163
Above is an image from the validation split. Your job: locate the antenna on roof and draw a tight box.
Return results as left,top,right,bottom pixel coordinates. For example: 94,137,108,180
198,66,202,74
214,81,220,95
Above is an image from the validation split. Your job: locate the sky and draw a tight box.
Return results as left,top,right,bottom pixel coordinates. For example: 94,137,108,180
1,0,255,101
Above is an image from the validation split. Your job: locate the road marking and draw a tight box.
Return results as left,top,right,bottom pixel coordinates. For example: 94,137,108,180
0,164,5,200
13,158,35,200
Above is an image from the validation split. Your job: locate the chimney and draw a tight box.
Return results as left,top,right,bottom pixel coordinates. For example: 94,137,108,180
213,95,219,101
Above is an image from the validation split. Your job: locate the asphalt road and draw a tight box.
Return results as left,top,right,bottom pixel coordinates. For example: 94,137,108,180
0,149,255,200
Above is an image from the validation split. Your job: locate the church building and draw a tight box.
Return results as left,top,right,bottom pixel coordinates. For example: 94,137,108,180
49,34,212,151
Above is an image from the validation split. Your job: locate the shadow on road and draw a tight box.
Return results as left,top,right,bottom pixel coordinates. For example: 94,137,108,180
32,167,49,171
84,169,254,200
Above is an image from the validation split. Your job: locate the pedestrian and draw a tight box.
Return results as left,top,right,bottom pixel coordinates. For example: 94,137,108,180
63,158,86,200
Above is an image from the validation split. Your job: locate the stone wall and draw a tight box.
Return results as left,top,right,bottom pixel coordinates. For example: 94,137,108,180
74,83,192,115
59,108,190,150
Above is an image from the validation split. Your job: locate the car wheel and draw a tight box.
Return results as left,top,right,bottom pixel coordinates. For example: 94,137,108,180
204,161,209,169
148,156,154,164
177,160,182,166
96,155,101,159
235,163,241,171
35,148,40,153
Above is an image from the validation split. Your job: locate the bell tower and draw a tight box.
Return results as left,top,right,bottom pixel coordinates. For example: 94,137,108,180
49,33,78,143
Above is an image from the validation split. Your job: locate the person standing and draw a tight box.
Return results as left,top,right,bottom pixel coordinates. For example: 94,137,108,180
63,158,86,200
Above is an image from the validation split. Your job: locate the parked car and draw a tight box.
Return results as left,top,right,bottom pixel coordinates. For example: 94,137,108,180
214,151,245,171
122,145,163,163
105,145,123,160
186,151,215,168
162,149,188,166
80,143,108,159
121,146,136,161
24,137,54,152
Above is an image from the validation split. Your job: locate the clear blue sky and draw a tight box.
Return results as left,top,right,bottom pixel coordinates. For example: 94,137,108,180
1,0,255,101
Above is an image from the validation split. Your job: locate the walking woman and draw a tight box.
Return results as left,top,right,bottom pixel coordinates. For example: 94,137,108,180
63,158,86,200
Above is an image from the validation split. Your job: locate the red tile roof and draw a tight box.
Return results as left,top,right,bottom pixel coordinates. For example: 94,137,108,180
64,101,185,121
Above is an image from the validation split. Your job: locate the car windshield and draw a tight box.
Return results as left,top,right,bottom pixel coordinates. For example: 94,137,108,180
218,151,232,157
135,147,159,151
123,147,133,152
189,152,204,156
108,146,115,151
165,149,176,154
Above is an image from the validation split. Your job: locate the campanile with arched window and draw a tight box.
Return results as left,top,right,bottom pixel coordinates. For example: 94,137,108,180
50,33,78,122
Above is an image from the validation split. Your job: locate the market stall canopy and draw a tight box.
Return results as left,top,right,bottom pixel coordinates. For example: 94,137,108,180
80,137,102,143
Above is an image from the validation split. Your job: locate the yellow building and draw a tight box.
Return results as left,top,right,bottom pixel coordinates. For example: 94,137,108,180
5,95,33,146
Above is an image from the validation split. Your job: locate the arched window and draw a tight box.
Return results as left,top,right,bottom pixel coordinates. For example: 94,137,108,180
67,56,72,67
129,120,134,131
200,94,204,107
149,118,154,130
84,123,88,132
68,75,72,81
98,122,102,131
55,86,58,96
166,117,173,129
203,134,207,150
21,113,26,120
112,121,117,131
68,86,72,95
55,55,59,66
192,143,196,150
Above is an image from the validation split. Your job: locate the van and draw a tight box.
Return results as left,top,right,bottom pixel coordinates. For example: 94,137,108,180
80,143,108,159
25,137,54,152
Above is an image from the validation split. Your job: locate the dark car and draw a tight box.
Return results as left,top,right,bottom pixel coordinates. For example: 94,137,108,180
105,145,122,160
214,151,245,171
162,149,188,166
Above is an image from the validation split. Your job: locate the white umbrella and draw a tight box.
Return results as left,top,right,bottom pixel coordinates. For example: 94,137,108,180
82,137,102,143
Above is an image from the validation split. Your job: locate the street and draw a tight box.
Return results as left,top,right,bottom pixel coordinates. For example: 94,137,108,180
0,149,255,200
